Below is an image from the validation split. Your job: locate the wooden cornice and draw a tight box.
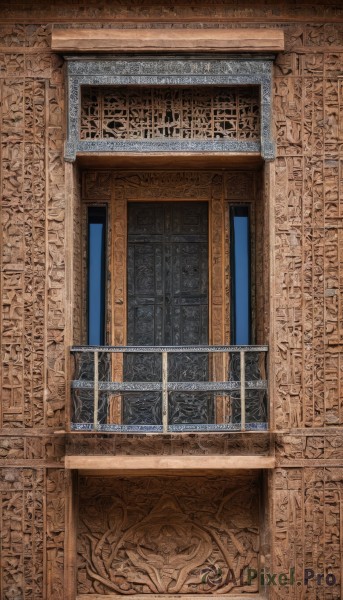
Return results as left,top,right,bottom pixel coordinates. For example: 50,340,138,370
51,27,285,53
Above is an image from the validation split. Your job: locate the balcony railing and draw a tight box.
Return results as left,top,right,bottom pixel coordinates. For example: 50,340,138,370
70,345,268,433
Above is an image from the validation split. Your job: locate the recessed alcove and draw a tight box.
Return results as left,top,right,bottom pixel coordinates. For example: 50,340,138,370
76,471,265,597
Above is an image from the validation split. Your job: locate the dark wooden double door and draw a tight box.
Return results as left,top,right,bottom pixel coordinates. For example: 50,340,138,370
124,202,213,426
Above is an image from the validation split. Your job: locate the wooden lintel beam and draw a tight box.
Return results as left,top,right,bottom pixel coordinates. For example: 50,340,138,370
65,454,275,471
77,595,261,600
52,28,284,53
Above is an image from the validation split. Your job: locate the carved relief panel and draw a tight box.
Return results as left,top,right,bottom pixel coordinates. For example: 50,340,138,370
80,86,260,141
77,473,261,595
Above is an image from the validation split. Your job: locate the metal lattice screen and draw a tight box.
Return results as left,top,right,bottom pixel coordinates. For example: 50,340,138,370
80,85,260,141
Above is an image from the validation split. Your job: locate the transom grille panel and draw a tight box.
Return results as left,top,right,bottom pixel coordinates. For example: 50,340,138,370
80,85,260,141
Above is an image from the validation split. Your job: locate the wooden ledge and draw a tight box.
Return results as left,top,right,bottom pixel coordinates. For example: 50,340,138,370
65,455,275,474
52,28,284,53
78,595,263,600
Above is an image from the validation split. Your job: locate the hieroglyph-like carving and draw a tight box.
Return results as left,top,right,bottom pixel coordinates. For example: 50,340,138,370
0,24,66,430
65,57,274,160
80,86,260,141
0,468,44,599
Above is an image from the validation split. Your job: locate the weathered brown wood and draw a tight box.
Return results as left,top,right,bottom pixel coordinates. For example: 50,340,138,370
52,27,285,53
65,454,276,470
65,162,77,432
77,473,261,594
64,470,78,600
77,595,261,600
265,161,275,433
76,153,263,169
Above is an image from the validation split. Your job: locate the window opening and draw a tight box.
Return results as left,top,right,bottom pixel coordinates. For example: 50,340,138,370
87,206,106,345
230,205,251,345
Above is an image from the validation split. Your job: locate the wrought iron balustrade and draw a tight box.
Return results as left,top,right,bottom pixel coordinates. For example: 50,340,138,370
70,345,268,432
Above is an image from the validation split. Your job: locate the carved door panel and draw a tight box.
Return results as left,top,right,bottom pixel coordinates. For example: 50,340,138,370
124,202,211,426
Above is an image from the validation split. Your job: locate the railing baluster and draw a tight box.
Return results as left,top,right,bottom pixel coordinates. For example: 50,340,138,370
240,350,246,431
94,351,99,430
162,351,168,433
222,351,226,424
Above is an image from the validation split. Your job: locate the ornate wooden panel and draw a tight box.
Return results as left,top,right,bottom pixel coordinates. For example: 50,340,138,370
80,86,260,141
124,202,210,426
77,473,260,595
0,466,66,600
110,172,226,352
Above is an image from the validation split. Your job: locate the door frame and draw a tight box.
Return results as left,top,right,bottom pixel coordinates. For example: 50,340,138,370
109,172,228,425
111,172,228,350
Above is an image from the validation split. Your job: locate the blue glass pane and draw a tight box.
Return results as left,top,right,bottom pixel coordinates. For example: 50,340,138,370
231,210,251,345
88,214,106,345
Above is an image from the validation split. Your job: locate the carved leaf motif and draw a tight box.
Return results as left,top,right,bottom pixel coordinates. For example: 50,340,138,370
78,476,259,595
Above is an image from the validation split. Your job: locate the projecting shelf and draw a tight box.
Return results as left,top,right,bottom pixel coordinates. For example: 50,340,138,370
52,28,285,53
65,455,275,474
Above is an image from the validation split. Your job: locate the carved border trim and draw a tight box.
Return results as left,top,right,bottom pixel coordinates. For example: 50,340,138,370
71,422,268,432
71,380,268,391
65,57,275,161
71,344,269,352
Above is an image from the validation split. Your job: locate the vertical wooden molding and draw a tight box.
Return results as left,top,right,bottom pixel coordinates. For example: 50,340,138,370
260,470,272,598
223,180,231,346
44,79,49,429
112,174,127,348
0,78,3,429
109,174,126,423
340,495,343,600
210,174,225,346
64,162,76,431
43,468,47,600
64,470,78,600
265,161,276,433
210,175,226,423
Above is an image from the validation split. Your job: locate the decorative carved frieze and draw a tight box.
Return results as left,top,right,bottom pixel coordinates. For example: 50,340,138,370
80,85,260,142
65,57,275,160
65,431,270,456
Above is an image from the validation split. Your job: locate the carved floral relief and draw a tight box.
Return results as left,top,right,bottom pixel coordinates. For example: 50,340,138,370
78,475,260,595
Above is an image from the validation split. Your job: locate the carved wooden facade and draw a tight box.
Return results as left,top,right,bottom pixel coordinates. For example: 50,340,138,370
1,2,343,599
